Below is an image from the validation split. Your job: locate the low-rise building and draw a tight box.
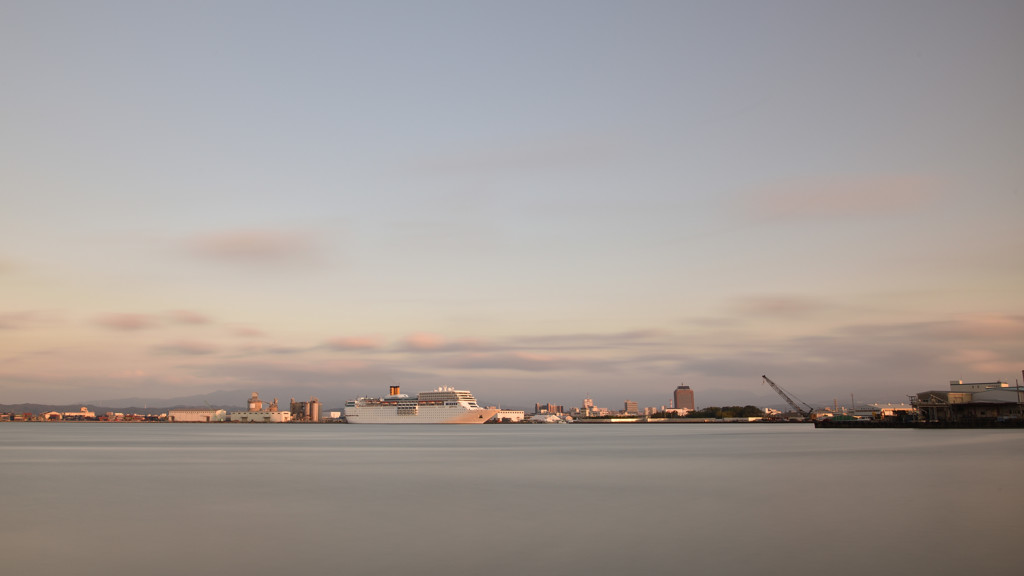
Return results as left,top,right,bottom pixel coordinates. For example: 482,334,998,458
915,380,1024,423
866,403,915,418
949,380,1012,393
167,409,228,423
491,410,525,422
229,410,292,423
63,407,95,420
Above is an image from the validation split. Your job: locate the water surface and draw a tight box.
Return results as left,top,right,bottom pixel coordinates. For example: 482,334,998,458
2,423,1021,575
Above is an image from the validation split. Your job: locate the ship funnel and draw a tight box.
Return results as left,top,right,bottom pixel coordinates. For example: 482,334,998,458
389,385,401,396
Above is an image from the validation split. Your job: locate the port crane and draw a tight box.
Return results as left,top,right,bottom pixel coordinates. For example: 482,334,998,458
762,375,814,420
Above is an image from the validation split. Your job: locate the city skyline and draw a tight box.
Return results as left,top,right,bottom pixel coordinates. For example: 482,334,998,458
2,1,1022,409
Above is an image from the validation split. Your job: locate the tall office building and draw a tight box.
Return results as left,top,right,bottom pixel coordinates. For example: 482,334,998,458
673,385,695,411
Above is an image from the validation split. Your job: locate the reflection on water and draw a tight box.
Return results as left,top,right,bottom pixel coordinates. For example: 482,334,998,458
2,423,1022,575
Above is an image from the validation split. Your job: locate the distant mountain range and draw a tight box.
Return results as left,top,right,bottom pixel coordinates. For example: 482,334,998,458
0,402,242,416
2,388,250,415
1,387,356,416
85,388,254,409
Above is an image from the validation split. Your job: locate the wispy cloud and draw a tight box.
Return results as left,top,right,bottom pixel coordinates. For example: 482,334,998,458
234,344,315,356
947,349,1020,375
0,311,59,330
231,327,266,338
401,332,447,351
439,351,577,372
729,295,828,319
515,329,668,350
185,360,401,389
741,175,935,220
1,348,62,365
168,310,211,325
391,329,669,356
152,340,219,355
942,314,1024,340
109,369,148,380
398,332,488,352
838,314,1024,343
186,229,317,263
324,336,384,351
413,131,621,178
95,313,156,331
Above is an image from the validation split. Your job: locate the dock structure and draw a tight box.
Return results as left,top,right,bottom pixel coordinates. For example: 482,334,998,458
913,381,1024,425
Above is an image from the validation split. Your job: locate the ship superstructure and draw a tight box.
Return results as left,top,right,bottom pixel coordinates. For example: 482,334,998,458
343,385,499,424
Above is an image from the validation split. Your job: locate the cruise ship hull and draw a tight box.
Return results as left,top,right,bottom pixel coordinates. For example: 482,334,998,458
345,405,500,424
344,386,499,424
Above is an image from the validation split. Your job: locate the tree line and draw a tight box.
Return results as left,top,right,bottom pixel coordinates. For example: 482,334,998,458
653,406,764,419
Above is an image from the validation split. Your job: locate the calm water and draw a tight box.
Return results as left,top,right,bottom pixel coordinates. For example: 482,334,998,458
2,423,1022,575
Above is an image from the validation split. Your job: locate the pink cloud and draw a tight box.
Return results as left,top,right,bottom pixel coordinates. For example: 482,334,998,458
95,313,155,331
232,344,312,356
943,315,1024,339
402,332,447,351
743,175,935,220
840,315,1024,343
441,351,573,372
110,369,147,379
168,310,211,324
232,327,266,338
399,332,490,352
187,229,316,262
324,336,383,350
948,349,1021,375
517,329,668,349
731,295,826,318
324,358,371,371
0,311,58,330
152,340,219,355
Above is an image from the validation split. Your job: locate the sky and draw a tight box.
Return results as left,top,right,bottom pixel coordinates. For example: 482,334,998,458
2,0,1022,410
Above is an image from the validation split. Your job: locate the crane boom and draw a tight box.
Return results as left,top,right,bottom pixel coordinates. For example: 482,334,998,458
762,375,812,418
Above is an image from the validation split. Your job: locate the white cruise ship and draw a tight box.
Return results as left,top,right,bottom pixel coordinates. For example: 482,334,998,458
343,386,500,424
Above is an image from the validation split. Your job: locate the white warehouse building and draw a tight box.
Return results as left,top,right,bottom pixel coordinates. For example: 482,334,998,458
167,409,227,423
229,410,292,423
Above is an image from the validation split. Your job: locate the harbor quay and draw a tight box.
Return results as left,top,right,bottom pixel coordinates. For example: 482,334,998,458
3,377,1023,428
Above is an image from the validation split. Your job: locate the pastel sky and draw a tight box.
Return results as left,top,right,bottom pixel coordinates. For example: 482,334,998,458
2,1,1022,410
